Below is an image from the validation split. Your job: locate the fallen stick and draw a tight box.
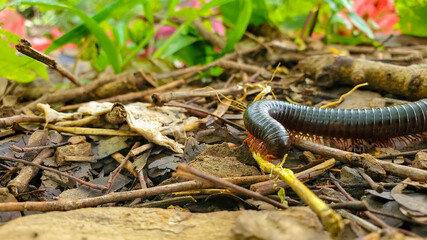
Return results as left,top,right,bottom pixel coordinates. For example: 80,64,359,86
293,139,427,181
16,39,82,86
22,75,119,113
299,55,427,99
0,115,47,128
0,156,106,191
0,175,270,212
59,79,185,111
174,164,287,209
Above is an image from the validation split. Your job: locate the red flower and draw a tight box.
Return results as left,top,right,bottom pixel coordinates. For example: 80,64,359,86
354,0,399,34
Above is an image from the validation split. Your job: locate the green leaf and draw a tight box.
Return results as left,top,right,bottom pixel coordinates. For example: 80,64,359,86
280,14,307,30
331,13,352,29
221,0,252,53
197,66,223,84
167,0,180,16
250,0,269,25
336,0,353,11
153,0,234,58
94,51,109,72
348,12,374,39
395,0,427,37
267,0,318,27
122,28,155,67
1,0,122,73
323,0,339,11
128,19,149,45
0,29,48,83
172,8,200,19
160,35,199,58
122,0,182,65
142,0,154,25
327,33,372,45
277,188,288,206
45,0,131,53
113,21,127,48
174,40,217,66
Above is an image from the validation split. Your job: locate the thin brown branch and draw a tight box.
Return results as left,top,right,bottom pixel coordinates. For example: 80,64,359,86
151,85,243,106
308,2,321,37
174,163,287,209
11,142,68,152
357,168,385,193
149,15,226,49
110,153,138,177
106,142,141,194
59,79,185,111
130,143,153,157
336,209,381,233
0,156,106,191
217,60,272,79
0,175,270,211
300,10,313,39
330,177,424,237
7,148,53,194
330,173,392,230
0,115,47,128
22,74,120,112
16,39,81,86
164,101,246,131
192,18,226,49
293,139,427,181
376,149,427,159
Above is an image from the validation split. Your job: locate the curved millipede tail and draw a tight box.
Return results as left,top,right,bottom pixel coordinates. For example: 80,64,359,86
243,99,427,158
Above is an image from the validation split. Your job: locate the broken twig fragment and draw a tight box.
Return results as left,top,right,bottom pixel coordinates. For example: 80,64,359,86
15,39,81,86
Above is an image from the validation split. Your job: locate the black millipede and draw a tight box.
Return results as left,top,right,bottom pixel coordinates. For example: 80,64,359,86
243,99,427,158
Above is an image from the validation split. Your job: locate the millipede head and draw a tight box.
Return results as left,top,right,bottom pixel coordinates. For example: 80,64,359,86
244,133,278,161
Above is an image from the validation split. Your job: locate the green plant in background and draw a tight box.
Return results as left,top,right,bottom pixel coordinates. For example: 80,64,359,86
0,0,258,75
395,0,427,37
267,0,375,44
2,0,426,84
322,0,374,44
0,29,48,83
267,0,319,30
1,0,122,73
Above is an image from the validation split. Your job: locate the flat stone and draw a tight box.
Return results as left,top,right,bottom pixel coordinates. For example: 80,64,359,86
55,142,94,165
0,207,329,240
340,166,365,185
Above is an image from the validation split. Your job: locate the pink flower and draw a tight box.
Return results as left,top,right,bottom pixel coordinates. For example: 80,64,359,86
354,0,399,34
49,27,77,51
211,19,225,36
0,9,27,38
29,37,52,52
155,25,176,40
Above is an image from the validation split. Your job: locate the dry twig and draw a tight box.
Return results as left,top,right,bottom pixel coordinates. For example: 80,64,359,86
0,175,270,211
59,79,185,111
11,142,68,152
293,139,427,181
0,115,47,128
16,39,81,86
106,142,141,193
0,156,106,191
174,163,288,209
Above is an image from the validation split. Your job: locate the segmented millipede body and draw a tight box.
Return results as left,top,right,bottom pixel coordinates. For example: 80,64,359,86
243,99,427,158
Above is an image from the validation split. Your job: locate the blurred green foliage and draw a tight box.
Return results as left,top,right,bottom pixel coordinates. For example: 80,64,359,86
395,0,427,37
0,29,48,83
0,0,425,83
